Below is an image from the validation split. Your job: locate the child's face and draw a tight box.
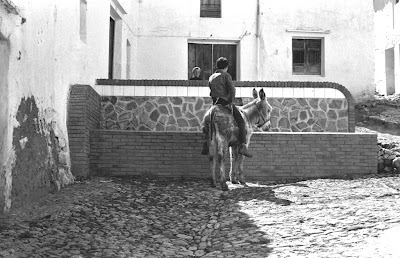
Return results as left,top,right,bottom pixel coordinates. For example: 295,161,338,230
194,69,201,77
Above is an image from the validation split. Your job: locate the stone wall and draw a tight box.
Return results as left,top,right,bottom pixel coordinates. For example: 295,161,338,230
64,83,378,184
90,131,378,180
101,96,212,132
267,97,348,132
100,96,349,132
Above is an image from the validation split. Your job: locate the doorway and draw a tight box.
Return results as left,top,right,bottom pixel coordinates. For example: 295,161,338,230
108,17,115,79
385,47,395,95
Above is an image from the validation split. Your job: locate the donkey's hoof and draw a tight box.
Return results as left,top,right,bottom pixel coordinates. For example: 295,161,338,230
220,182,229,191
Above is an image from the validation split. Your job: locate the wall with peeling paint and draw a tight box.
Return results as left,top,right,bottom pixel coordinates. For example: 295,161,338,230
0,0,136,212
0,38,10,211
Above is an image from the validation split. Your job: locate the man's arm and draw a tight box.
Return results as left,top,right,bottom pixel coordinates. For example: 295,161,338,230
226,73,235,103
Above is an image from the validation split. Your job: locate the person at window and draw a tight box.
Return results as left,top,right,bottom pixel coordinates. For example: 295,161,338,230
189,67,202,80
202,57,252,158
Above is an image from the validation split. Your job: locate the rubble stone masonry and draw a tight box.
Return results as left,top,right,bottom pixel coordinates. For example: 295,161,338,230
100,96,349,132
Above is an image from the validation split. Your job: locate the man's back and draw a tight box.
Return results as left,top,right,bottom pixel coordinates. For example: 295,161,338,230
209,70,235,103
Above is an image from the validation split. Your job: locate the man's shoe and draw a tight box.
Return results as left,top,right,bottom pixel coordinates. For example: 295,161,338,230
238,144,252,158
201,142,209,155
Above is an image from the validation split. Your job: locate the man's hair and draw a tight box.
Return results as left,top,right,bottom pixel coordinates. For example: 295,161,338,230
216,57,229,69
192,67,201,74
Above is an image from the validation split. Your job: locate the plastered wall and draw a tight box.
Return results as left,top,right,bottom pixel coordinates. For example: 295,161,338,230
374,0,400,95
0,0,135,212
130,0,375,101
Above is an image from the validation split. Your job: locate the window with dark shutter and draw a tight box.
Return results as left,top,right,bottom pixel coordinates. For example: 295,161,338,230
188,43,237,80
200,0,221,18
292,38,322,75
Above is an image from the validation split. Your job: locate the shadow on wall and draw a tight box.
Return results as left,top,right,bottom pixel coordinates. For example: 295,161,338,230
0,38,10,211
373,0,393,12
10,96,73,209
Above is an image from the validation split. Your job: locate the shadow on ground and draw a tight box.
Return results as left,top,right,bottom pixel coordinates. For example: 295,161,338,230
0,177,299,257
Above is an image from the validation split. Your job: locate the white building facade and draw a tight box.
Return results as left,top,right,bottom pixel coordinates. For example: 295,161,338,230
130,0,376,101
374,0,400,96
0,0,378,211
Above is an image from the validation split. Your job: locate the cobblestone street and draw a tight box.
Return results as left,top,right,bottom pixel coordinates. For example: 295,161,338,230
1,175,400,258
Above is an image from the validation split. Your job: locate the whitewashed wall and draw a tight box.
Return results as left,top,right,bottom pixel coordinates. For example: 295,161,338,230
131,0,258,80
130,0,375,101
374,0,400,95
0,0,135,211
257,0,375,101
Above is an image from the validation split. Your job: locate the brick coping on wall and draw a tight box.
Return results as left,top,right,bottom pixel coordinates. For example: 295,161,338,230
91,129,370,136
95,79,355,132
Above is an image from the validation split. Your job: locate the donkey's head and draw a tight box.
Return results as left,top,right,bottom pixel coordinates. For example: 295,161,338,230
251,88,272,131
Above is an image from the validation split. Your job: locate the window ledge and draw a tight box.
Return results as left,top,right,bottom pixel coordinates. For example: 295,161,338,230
286,29,330,34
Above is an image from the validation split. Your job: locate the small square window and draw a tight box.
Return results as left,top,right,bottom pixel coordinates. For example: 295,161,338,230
79,0,87,43
292,38,322,75
200,0,221,18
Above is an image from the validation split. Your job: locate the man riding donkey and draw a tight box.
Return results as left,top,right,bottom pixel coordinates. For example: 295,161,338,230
201,57,253,158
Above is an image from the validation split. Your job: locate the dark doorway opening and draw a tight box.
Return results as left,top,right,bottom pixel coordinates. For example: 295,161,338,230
188,43,237,80
108,17,115,79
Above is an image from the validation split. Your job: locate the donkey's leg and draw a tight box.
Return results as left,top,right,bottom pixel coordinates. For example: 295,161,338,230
230,146,239,184
236,154,247,186
218,143,229,191
209,140,218,188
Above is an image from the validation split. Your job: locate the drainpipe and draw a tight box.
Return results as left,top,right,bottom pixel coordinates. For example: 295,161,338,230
256,0,260,81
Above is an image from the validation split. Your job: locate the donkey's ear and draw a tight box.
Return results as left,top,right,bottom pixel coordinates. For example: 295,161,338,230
252,88,258,99
259,88,266,100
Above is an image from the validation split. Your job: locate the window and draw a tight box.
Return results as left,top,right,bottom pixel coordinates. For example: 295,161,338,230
292,38,322,75
188,43,237,80
200,0,221,18
79,0,87,43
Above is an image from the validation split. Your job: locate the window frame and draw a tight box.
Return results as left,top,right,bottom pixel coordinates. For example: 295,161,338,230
292,37,324,76
200,0,221,18
188,40,239,80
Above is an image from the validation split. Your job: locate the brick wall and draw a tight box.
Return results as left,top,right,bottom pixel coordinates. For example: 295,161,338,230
67,85,100,178
90,131,209,177
90,131,378,180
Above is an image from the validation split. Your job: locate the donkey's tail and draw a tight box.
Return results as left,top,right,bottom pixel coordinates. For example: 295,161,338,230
209,108,217,141
203,106,216,141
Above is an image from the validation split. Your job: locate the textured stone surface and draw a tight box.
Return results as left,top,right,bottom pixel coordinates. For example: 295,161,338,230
101,97,348,132
1,176,400,258
378,147,400,173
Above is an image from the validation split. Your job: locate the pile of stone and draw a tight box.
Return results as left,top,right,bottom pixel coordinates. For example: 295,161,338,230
378,145,400,173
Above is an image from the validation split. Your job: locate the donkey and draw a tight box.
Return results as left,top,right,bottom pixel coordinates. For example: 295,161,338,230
202,88,272,191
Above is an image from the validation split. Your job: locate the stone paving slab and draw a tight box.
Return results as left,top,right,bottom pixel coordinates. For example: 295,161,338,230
1,175,400,257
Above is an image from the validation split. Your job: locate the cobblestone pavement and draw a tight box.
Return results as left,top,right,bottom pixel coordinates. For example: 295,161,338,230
1,175,400,258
